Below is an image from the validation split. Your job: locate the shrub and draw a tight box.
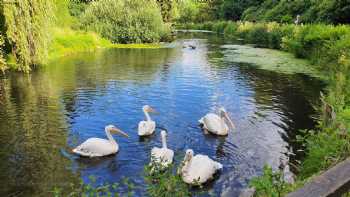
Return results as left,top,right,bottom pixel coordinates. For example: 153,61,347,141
246,23,270,47
212,21,229,34
145,159,191,197
80,0,170,43
223,22,237,37
250,165,295,197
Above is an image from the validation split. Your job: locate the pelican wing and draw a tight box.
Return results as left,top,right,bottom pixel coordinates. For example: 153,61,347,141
200,113,228,135
73,138,118,157
138,120,156,136
151,147,174,165
183,155,222,184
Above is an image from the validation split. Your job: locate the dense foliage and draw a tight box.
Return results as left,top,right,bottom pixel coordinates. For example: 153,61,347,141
0,34,6,72
80,0,171,43
176,0,214,23
2,0,54,72
176,0,350,24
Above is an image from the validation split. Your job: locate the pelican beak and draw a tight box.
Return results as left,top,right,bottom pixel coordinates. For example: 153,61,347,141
224,112,235,130
111,127,129,137
148,107,158,114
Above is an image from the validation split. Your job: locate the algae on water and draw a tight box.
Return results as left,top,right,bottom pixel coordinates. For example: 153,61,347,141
221,45,323,78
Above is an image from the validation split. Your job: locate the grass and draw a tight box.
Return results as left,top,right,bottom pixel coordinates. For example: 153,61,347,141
48,28,164,61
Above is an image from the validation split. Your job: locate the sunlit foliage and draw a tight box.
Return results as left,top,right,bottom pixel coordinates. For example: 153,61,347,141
80,0,171,43
3,0,54,72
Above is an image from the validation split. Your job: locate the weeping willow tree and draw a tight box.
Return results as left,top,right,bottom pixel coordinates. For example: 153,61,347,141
2,0,54,72
0,33,5,72
0,3,6,72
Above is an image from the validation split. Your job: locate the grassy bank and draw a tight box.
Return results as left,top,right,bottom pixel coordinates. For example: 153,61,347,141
179,21,350,195
48,28,163,61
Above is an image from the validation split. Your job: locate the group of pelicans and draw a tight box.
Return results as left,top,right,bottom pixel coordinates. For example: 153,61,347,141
72,105,235,185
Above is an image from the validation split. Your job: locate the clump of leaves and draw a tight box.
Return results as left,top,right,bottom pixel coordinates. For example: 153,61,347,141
250,165,294,197
145,157,191,197
52,175,135,197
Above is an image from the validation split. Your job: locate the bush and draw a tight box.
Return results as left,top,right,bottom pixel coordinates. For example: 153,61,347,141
246,23,270,47
212,21,229,34
80,0,170,43
250,165,295,197
223,22,237,37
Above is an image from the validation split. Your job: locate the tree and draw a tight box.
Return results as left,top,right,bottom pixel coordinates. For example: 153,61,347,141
3,0,54,72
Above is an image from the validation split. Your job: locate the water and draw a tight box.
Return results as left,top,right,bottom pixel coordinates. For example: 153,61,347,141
0,33,323,196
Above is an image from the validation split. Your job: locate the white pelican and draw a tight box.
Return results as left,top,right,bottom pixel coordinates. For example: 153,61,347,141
72,125,129,157
199,107,235,136
180,149,223,185
150,130,174,167
138,105,157,136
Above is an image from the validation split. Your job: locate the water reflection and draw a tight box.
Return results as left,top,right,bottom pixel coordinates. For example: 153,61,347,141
0,34,323,196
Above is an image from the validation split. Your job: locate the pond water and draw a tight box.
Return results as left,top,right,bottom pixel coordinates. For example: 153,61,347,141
0,33,323,196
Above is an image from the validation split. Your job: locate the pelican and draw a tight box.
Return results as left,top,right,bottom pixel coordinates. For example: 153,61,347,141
180,149,223,185
138,105,156,136
199,107,235,136
150,130,174,167
72,125,129,157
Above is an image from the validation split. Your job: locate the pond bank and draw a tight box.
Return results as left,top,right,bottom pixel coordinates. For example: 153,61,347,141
48,28,166,61
177,21,350,195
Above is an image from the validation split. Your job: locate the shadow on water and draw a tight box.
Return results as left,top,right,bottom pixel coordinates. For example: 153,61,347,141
0,33,324,196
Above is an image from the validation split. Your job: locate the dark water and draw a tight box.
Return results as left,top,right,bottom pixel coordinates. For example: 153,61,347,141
0,33,323,196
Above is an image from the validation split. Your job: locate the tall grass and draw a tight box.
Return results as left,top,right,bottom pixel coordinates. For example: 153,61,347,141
48,28,111,60
178,21,350,194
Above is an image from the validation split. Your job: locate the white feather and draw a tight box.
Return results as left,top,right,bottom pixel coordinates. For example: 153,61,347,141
150,130,174,167
181,150,223,185
72,125,126,157
73,138,118,157
199,113,228,135
138,120,156,136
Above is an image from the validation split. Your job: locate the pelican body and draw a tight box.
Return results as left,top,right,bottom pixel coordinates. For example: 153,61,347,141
150,130,174,167
199,107,235,136
138,105,156,136
180,149,223,185
72,125,128,157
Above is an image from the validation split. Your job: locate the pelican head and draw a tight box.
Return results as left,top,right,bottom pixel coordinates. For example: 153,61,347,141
184,149,194,162
143,105,156,113
105,124,129,137
161,130,167,137
219,107,235,129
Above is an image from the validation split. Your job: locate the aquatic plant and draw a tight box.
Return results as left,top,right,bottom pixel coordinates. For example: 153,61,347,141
250,165,295,197
52,175,135,197
144,156,192,197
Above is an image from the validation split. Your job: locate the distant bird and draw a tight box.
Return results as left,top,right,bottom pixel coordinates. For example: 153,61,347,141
199,107,235,136
72,125,129,157
138,105,157,136
189,44,196,49
180,149,223,185
150,130,174,167
294,15,301,25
